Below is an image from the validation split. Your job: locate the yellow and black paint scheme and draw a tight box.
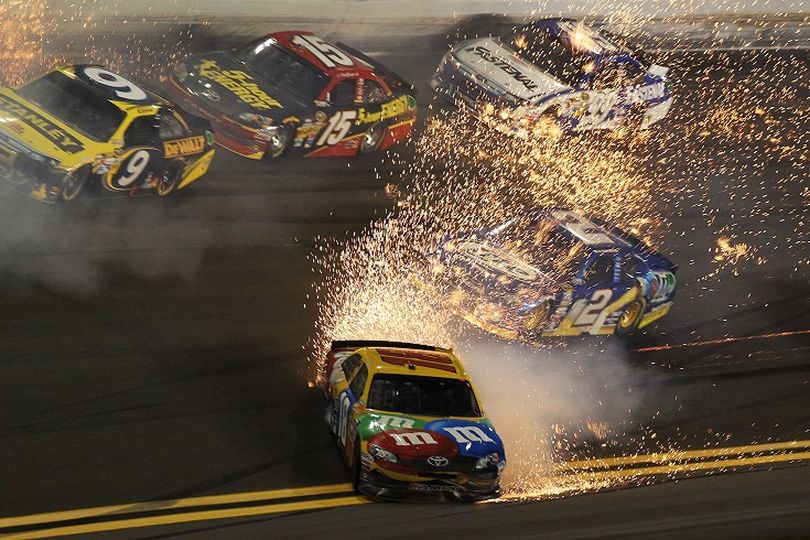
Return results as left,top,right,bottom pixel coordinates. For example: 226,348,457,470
0,65,215,203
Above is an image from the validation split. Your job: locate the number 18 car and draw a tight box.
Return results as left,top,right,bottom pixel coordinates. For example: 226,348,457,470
0,65,215,202
168,31,417,160
322,341,506,501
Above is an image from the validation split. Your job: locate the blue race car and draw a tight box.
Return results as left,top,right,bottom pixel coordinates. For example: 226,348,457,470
434,208,677,339
430,18,672,135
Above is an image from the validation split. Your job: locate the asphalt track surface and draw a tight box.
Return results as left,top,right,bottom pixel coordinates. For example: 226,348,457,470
0,21,809,539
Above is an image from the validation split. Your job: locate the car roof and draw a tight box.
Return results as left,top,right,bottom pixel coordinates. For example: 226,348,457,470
356,345,469,380
536,208,627,248
530,18,630,56
57,65,166,112
270,31,375,77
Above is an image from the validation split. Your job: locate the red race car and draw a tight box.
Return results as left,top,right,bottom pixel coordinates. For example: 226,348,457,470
167,31,417,160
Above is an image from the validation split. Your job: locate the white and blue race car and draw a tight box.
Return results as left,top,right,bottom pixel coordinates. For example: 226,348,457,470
430,18,672,135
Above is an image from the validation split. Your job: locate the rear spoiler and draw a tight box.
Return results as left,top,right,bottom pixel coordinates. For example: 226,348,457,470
336,42,416,94
331,340,450,352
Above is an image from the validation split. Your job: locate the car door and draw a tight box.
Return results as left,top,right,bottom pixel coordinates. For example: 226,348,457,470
568,252,617,332
313,77,361,154
106,114,164,192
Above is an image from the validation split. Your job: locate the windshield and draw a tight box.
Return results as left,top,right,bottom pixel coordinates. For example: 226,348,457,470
502,25,591,87
17,71,125,141
367,374,481,418
488,215,586,279
235,38,328,101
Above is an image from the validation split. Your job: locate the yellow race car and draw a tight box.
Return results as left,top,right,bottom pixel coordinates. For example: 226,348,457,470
322,340,506,501
0,65,215,202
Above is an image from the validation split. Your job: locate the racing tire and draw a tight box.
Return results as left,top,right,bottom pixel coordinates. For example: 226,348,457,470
60,166,91,202
360,122,386,154
156,160,183,197
615,298,645,335
351,438,362,492
523,301,551,335
263,123,295,160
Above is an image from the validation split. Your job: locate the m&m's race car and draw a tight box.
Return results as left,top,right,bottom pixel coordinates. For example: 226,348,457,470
323,341,505,501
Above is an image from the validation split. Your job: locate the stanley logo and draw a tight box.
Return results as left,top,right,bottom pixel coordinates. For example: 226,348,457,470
0,94,84,152
164,136,205,157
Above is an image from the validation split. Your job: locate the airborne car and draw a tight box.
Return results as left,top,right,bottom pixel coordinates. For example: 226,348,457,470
322,341,505,501
431,18,672,135
435,208,677,339
0,65,215,202
168,31,417,160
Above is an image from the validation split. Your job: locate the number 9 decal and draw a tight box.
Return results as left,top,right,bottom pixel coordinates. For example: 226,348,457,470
83,67,148,102
111,149,151,189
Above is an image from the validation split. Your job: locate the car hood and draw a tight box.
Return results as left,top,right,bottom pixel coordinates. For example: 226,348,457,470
359,412,504,460
440,235,549,291
453,37,571,101
0,89,96,164
180,51,310,124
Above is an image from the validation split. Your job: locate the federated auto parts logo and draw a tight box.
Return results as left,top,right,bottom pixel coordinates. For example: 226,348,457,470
427,455,449,467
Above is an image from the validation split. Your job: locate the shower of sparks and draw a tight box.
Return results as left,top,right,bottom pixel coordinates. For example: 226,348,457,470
309,13,808,499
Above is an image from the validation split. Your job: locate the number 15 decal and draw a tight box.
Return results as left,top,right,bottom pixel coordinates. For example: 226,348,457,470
291,35,353,69
317,111,357,146
573,289,612,327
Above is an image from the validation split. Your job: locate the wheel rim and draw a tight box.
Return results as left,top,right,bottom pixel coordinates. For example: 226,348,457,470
267,126,291,157
62,169,86,201
619,301,642,329
525,302,549,330
363,123,385,151
157,163,182,196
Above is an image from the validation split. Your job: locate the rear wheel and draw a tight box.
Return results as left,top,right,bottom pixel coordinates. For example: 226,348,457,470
156,160,183,196
360,122,386,154
61,166,91,202
616,298,645,335
264,123,295,159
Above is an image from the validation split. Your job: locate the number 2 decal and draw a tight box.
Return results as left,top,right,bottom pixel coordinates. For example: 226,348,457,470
573,289,612,327
83,67,147,101
291,35,353,69
317,111,357,146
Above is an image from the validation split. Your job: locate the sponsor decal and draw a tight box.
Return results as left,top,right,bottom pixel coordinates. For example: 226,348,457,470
375,415,416,430
356,94,413,125
198,59,283,110
164,136,205,157
408,483,456,492
443,426,495,445
465,45,539,91
452,239,543,283
649,270,676,302
390,431,438,447
0,94,83,152
204,130,214,145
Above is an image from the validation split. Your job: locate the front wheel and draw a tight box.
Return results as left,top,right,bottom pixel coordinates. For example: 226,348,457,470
615,298,645,335
263,123,295,159
60,166,91,202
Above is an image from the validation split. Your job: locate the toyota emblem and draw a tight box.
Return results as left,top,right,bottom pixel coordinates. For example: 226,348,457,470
201,88,220,102
427,455,449,467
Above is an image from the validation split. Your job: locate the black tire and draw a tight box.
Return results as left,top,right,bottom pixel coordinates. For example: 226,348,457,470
523,301,551,334
263,123,295,159
360,122,386,154
615,298,645,335
156,160,183,196
351,438,362,492
60,166,91,202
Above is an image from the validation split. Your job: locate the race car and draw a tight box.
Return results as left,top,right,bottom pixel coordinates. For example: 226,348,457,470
322,340,505,501
167,31,417,160
430,18,672,135
0,65,215,203
434,208,677,339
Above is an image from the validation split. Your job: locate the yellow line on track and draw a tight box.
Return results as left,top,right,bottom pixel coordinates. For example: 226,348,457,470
562,439,810,470
580,451,810,480
0,483,353,529
0,496,369,540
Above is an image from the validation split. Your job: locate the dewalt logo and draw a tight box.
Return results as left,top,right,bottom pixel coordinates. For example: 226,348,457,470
164,136,205,158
